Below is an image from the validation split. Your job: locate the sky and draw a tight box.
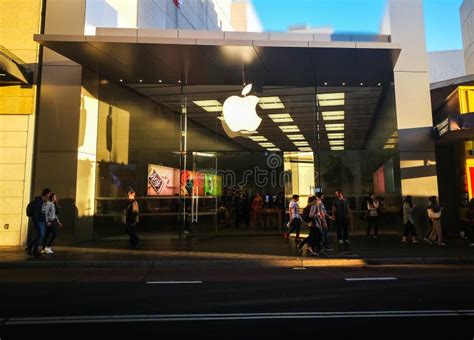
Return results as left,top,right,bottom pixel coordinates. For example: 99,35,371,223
252,0,464,52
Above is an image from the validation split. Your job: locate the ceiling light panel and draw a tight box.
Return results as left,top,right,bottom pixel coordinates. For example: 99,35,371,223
317,93,345,107
325,123,345,131
322,111,345,121
331,146,345,151
293,141,309,147
259,142,276,148
249,136,268,142
287,134,306,140
327,133,345,139
193,100,223,112
279,125,300,133
267,148,281,152
268,113,293,123
298,147,313,152
329,140,345,146
259,97,285,109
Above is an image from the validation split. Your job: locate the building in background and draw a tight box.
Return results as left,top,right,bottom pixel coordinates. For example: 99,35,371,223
428,50,466,84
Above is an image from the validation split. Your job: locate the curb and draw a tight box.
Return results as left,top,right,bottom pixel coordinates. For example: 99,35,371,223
0,257,473,269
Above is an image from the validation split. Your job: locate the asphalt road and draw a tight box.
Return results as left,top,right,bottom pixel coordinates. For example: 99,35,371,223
1,265,474,339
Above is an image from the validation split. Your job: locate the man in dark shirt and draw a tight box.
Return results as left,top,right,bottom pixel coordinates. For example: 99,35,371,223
26,188,51,257
332,190,351,245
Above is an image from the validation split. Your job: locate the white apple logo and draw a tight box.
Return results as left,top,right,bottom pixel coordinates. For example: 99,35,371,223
222,84,261,133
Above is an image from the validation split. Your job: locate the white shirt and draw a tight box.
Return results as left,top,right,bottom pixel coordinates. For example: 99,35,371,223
289,201,300,219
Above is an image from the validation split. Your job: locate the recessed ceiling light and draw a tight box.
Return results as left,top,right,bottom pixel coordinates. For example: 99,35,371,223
279,125,300,133
327,133,345,139
287,134,305,140
268,113,293,123
193,100,223,112
317,93,345,107
325,123,345,131
329,140,345,146
259,142,276,148
331,146,345,151
322,111,345,121
299,147,313,152
249,136,268,142
259,97,285,109
267,148,281,152
386,138,398,144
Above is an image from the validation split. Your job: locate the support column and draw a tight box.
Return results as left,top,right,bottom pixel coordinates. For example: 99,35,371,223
34,0,99,242
384,0,439,204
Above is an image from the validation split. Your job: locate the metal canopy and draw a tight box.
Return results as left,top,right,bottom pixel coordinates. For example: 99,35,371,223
0,46,33,86
34,30,400,87
34,30,401,152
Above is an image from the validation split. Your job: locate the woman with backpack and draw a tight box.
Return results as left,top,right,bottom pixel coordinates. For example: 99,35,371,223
402,195,418,244
297,196,321,256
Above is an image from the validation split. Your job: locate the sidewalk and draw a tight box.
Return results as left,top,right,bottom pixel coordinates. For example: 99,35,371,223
0,235,473,269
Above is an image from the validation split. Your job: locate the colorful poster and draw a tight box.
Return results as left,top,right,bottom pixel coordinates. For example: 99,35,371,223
147,164,179,196
180,170,205,196
204,173,223,197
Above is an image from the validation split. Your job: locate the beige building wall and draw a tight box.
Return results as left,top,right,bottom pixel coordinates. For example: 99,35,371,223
0,0,42,245
461,0,474,75
231,0,263,32
34,0,99,242
383,0,438,202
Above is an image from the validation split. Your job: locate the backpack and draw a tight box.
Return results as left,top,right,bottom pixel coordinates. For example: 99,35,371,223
302,205,311,222
26,200,35,217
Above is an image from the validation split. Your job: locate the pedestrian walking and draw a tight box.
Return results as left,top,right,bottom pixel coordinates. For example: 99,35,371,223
426,196,445,246
465,198,474,247
297,196,321,255
41,192,63,254
251,193,264,228
402,195,418,243
332,190,351,245
366,193,380,239
125,190,140,248
316,192,333,251
26,188,51,257
284,194,301,242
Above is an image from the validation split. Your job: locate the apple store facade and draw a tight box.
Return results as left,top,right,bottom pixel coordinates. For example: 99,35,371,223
29,0,440,243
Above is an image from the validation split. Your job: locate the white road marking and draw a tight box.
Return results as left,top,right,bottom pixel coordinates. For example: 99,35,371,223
4,310,474,325
146,281,203,284
345,277,398,282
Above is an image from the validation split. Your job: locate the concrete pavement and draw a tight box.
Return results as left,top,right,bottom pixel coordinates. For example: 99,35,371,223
0,235,473,269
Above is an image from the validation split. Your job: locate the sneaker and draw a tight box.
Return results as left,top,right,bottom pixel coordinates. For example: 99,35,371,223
373,236,379,240
469,243,474,247
344,239,350,244
412,239,419,244
41,248,47,254
338,240,344,245
438,242,446,246
424,237,430,244
45,247,54,254
366,235,371,240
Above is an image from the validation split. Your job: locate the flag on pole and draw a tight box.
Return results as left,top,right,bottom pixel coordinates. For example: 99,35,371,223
173,0,183,8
